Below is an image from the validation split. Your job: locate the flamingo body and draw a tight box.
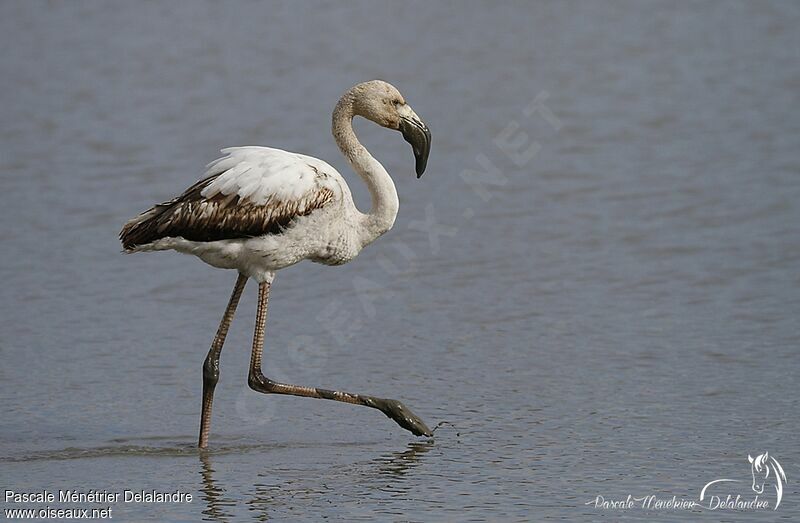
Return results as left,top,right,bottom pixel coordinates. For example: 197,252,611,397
122,146,361,282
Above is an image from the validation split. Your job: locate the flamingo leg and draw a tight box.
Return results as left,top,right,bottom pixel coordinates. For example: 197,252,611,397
199,273,247,448
247,281,432,437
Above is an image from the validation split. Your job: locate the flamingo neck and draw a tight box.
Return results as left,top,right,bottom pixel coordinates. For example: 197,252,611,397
332,94,399,246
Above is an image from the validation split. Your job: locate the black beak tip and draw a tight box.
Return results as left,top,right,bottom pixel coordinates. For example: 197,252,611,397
418,126,431,179
401,118,431,180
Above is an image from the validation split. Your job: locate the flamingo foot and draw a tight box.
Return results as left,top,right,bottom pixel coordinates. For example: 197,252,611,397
368,398,433,437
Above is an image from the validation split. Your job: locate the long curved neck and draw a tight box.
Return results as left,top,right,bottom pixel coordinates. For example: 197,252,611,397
332,94,399,245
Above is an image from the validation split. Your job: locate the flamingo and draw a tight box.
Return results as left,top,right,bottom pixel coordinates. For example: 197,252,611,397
120,80,432,448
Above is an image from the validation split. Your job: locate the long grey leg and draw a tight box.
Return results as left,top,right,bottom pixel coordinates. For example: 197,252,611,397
246,281,432,436
199,273,247,448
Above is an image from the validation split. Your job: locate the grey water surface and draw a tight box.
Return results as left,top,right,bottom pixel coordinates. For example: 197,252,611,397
1,1,799,521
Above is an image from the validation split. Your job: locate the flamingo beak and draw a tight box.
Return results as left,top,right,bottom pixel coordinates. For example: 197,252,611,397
399,107,431,178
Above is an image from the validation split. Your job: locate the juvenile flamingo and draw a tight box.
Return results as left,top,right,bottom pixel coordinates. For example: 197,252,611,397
120,80,432,448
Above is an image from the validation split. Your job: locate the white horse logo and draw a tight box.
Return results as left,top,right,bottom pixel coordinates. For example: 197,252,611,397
700,452,787,510
749,452,786,507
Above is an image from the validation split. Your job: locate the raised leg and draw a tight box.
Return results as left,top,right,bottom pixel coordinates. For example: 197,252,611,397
199,273,248,448
247,281,432,437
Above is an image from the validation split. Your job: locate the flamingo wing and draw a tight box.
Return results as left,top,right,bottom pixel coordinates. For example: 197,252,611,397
120,147,340,250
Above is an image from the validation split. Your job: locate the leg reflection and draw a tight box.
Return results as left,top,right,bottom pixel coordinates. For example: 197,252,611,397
373,440,435,479
199,452,236,522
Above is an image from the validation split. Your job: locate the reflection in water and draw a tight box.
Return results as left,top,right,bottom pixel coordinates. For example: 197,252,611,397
372,441,435,479
227,441,436,520
199,452,236,522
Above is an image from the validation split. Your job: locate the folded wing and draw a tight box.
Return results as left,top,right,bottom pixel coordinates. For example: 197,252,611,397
120,147,339,251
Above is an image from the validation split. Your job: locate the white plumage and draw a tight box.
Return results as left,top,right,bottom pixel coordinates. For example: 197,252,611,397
202,147,338,205
121,145,358,281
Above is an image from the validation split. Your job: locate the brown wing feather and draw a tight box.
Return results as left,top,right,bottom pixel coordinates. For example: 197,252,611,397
120,174,334,251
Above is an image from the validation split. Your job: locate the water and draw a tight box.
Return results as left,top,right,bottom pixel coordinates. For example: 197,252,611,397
1,1,799,521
